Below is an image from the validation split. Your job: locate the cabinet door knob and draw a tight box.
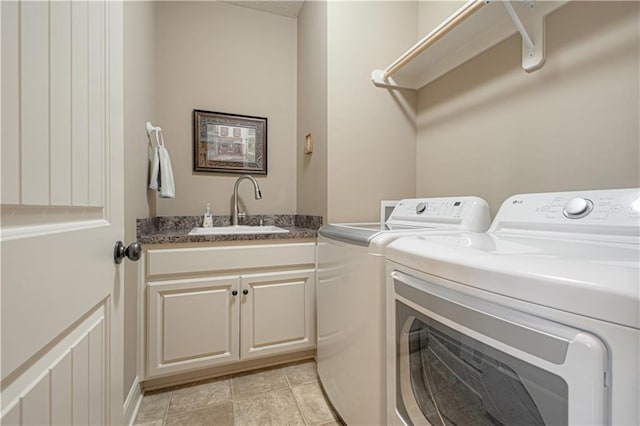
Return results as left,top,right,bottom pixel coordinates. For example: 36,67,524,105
232,290,238,296
242,289,249,295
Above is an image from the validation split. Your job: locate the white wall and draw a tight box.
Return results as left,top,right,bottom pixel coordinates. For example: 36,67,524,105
416,1,640,217
326,1,418,222
297,0,328,219
155,2,297,218
123,1,156,397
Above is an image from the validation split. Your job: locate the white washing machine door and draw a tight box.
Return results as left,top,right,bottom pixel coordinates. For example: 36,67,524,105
389,270,609,426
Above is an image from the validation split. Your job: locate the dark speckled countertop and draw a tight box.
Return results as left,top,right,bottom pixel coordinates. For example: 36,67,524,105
137,215,322,245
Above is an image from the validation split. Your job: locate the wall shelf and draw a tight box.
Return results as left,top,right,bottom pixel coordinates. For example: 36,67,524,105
372,0,569,91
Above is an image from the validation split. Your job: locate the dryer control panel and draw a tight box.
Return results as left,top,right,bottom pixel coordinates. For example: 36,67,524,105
388,196,491,232
490,188,640,240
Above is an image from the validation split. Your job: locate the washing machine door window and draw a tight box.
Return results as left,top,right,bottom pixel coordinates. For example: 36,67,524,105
391,271,609,426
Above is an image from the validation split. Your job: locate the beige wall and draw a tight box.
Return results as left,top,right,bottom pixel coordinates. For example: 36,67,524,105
123,1,156,397
297,1,328,218
155,2,297,218
326,1,418,222
416,1,640,218
418,1,464,36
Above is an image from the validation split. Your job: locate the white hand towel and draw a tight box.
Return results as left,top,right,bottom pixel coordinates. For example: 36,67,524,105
148,129,176,198
158,144,175,198
149,145,160,192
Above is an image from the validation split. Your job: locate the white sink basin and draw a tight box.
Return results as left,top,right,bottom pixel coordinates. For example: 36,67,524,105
188,225,290,236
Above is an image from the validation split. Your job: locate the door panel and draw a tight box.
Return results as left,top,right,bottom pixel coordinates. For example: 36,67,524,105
71,0,90,206
21,378,50,426
1,0,20,204
253,281,305,346
20,1,50,206
162,287,235,361
50,0,73,206
1,307,109,425
1,0,124,423
50,353,73,425
147,277,240,378
241,270,315,359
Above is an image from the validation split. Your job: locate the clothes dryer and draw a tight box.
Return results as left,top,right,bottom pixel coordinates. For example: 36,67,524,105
317,196,490,425
386,188,640,426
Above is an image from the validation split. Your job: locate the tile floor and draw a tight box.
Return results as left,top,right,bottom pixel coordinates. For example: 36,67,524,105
133,360,343,426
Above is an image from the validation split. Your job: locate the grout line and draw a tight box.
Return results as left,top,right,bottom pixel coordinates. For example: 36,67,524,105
231,400,237,426
228,375,237,426
288,374,312,426
229,374,235,402
162,388,173,426
283,368,293,388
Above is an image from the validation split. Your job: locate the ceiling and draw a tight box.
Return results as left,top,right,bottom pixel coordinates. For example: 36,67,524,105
223,1,304,18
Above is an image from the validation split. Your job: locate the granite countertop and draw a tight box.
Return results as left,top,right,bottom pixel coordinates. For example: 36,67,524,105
137,215,322,245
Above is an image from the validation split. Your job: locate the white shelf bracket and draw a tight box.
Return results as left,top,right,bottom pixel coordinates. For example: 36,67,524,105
371,70,414,91
502,0,545,72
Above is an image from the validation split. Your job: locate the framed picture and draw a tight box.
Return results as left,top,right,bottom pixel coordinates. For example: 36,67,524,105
193,109,267,175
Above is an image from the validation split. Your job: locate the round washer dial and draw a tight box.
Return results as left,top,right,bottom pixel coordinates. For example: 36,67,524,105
563,197,593,219
416,202,427,214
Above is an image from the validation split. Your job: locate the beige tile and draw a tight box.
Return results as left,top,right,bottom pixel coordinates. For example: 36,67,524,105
234,388,305,426
282,360,318,386
292,382,338,426
134,389,172,423
165,403,234,426
231,366,289,400
168,376,231,415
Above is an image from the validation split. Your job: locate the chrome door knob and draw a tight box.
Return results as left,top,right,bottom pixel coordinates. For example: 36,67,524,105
114,241,142,264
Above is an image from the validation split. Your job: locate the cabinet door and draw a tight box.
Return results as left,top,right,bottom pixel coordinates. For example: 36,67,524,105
240,269,315,359
147,276,239,378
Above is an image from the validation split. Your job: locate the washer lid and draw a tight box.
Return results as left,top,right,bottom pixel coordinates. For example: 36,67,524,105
386,233,640,329
319,196,491,247
318,223,432,246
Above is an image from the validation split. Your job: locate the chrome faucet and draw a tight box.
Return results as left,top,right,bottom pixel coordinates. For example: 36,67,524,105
233,175,262,226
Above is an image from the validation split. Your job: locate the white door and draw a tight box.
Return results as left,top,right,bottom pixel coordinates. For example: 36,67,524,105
1,1,125,424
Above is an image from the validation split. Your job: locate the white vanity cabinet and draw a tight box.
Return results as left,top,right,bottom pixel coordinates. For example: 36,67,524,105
144,242,316,379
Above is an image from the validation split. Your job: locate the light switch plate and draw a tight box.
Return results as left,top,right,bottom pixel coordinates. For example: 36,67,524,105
304,133,313,154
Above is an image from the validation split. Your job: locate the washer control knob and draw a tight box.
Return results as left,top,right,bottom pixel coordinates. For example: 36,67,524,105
416,202,427,214
563,197,593,219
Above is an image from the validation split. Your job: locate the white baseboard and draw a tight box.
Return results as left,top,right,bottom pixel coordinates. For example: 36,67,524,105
123,377,143,426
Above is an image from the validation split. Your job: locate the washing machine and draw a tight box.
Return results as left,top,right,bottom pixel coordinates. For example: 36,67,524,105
317,196,490,425
386,188,640,426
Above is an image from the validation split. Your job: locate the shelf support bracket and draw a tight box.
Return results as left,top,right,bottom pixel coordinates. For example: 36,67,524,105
371,69,414,90
502,0,545,72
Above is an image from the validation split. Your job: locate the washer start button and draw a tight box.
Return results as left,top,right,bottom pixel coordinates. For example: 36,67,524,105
563,198,594,219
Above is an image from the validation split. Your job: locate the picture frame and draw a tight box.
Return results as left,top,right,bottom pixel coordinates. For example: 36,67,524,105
193,109,267,175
